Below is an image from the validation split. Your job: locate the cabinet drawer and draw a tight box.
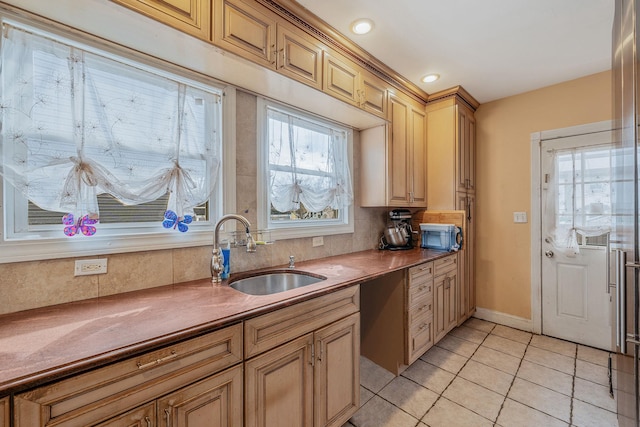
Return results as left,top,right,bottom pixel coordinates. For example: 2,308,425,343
408,280,432,306
434,254,457,276
407,318,433,364
409,261,433,283
244,285,360,358
408,297,433,327
15,323,243,427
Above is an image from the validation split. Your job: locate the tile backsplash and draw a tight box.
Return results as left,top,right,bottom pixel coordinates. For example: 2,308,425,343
0,90,387,315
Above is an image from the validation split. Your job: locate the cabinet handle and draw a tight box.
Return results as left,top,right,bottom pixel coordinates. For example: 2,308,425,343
418,285,426,291
419,323,428,330
445,276,451,290
164,408,171,427
318,342,323,362
145,416,152,427
136,350,178,370
418,304,428,312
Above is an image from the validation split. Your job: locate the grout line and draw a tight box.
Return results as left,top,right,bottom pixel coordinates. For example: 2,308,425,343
569,344,578,425
492,330,533,426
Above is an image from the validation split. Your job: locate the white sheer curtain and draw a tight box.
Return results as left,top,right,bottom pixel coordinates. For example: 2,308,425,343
0,22,221,234
544,145,613,254
267,107,353,214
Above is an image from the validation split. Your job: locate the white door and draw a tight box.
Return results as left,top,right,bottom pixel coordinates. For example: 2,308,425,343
541,130,614,350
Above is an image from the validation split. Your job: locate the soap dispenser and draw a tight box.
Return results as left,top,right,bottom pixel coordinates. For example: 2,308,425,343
221,241,231,279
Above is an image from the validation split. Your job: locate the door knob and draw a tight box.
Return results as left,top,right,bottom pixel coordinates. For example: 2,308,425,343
545,250,554,258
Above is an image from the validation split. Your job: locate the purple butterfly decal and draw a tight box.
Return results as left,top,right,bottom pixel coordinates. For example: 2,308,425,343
62,213,98,237
162,210,193,232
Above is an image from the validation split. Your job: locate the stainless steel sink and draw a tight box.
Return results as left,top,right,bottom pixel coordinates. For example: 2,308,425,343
229,271,326,295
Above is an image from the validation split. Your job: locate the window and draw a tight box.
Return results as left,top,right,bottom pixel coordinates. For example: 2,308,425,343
257,98,354,240
0,18,232,262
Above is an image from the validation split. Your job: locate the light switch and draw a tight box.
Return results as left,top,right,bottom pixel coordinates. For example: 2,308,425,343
513,212,528,223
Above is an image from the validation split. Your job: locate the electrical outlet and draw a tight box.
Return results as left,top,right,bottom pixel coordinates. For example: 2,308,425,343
312,236,324,247
75,258,108,276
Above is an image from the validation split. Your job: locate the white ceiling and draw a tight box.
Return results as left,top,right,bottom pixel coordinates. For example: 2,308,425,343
295,0,614,104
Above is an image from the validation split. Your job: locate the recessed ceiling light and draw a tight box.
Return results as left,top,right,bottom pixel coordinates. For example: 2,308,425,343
421,74,440,83
351,19,373,35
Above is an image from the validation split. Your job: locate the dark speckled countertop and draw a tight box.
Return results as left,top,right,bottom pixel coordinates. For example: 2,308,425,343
0,248,451,395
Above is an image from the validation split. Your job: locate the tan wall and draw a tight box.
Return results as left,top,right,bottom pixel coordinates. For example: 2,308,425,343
474,70,612,319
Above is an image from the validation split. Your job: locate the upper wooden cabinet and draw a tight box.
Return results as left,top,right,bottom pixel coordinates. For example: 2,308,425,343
112,0,211,40
359,69,389,119
323,50,361,107
276,22,324,89
213,0,278,68
456,103,476,194
426,94,478,209
361,91,426,207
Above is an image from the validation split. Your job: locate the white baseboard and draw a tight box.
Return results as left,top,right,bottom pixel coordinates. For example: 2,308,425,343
473,307,534,332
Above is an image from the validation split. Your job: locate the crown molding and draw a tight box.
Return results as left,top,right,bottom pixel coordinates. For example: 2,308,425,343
257,0,429,105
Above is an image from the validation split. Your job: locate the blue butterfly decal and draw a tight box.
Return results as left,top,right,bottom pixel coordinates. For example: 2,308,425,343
162,210,193,232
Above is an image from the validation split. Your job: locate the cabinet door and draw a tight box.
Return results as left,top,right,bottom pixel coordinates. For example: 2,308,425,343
112,0,211,40
159,365,243,427
359,70,388,119
276,23,323,90
214,0,277,68
466,194,476,315
0,396,8,427
410,106,427,206
387,93,410,206
323,51,360,107
407,312,433,364
456,104,476,193
434,266,458,343
456,193,476,323
314,313,360,427
245,334,314,427
433,274,446,343
445,271,458,332
94,402,156,427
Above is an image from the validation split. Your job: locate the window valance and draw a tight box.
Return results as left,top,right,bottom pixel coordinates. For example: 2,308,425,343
0,22,222,235
266,106,353,214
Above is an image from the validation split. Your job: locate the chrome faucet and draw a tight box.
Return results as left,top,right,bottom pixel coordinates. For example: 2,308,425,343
211,214,257,284
289,255,295,269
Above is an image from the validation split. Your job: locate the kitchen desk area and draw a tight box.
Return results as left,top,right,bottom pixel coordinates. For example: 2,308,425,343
0,247,460,427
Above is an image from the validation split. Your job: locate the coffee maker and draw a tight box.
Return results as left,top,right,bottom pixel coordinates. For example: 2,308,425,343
380,209,414,250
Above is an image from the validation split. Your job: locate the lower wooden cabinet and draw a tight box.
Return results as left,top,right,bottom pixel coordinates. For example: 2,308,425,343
94,402,156,427
14,323,243,426
0,396,8,427
244,286,360,427
94,366,243,427
434,254,459,343
405,262,434,365
313,314,360,427
158,365,243,427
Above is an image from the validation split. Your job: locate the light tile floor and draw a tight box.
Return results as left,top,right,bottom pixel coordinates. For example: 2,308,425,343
343,318,619,427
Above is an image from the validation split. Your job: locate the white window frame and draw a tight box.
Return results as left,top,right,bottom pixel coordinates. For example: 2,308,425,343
0,15,237,263
256,97,354,240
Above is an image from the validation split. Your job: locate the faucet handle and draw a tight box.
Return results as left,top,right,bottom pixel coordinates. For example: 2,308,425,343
289,255,295,269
